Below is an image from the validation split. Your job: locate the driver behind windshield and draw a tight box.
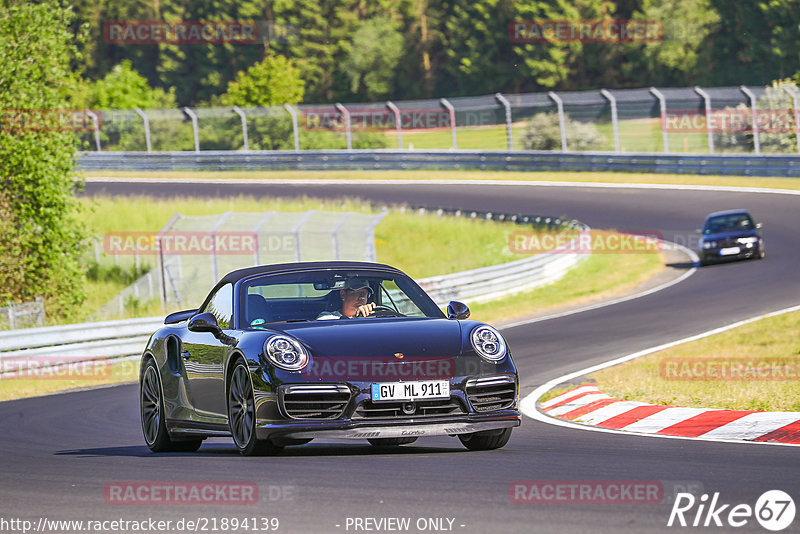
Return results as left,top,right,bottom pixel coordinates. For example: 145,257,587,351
317,279,376,320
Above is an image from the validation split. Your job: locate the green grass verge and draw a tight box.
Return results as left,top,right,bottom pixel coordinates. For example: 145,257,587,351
589,310,800,412
82,169,800,191
471,248,664,325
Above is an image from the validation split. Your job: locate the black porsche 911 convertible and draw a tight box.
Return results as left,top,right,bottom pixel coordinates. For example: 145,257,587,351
140,261,520,455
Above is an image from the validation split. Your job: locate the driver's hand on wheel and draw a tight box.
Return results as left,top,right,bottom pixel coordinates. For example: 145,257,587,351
354,302,376,317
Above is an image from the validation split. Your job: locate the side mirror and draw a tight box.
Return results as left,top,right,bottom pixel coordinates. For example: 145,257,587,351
447,301,470,320
756,222,763,229
188,312,237,345
188,312,223,336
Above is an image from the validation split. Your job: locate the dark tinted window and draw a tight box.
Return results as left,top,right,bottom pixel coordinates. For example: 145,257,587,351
704,213,754,234
240,270,443,325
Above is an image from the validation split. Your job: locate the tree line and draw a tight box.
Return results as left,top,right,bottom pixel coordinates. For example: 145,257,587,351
67,0,800,107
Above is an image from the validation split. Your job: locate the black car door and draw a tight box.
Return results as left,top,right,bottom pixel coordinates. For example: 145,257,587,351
183,283,233,421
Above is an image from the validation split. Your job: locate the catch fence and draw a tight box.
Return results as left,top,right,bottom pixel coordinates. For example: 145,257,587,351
76,84,800,155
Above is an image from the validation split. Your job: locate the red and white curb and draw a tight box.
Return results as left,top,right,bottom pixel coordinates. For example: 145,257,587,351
539,384,800,445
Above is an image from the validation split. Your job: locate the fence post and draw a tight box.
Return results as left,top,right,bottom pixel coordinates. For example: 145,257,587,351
252,211,275,265
386,101,403,149
134,108,152,153
35,296,44,327
650,87,669,153
183,107,200,153
158,236,166,308
232,106,249,151
209,212,232,284
694,86,714,153
293,211,316,262
740,86,760,154
439,98,457,149
547,92,567,151
783,86,800,154
283,104,300,150
600,89,620,152
495,93,514,151
86,110,102,151
157,213,181,308
335,103,352,150
331,214,353,260
365,210,388,261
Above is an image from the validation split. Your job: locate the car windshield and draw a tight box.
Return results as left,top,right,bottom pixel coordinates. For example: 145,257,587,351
239,270,443,327
703,213,754,234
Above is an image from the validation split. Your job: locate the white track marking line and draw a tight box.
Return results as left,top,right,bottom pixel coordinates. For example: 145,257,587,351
574,401,650,425
539,385,600,409
621,407,711,433
699,412,800,441
546,394,611,417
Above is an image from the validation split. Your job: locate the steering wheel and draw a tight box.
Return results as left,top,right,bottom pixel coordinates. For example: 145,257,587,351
360,305,404,318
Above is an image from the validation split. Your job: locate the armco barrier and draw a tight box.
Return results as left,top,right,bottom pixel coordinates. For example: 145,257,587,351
77,149,800,177
0,216,587,375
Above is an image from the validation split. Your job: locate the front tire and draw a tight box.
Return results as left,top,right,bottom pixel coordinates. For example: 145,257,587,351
141,359,202,453
228,361,282,456
458,427,512,451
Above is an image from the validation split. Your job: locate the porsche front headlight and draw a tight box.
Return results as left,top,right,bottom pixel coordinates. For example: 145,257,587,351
470,325,507,362
263,335,310,371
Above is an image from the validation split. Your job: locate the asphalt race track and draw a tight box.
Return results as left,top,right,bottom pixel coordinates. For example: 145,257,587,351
1,179,798,533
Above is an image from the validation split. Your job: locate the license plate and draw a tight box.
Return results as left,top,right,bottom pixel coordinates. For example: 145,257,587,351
371,380,450,402
719,247,741,256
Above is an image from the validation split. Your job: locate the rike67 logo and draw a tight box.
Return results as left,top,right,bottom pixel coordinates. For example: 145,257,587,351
668,490,795,531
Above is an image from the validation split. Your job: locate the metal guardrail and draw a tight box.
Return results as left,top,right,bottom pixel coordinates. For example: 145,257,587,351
0,212,587,375
0,316,163,352
77,149,800,177
0,316,162,378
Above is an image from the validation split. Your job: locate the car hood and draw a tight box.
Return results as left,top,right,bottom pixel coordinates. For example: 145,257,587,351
273,317,463,358
701,229,759,241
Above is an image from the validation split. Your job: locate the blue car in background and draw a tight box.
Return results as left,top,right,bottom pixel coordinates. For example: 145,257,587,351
698,209,765,266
